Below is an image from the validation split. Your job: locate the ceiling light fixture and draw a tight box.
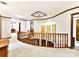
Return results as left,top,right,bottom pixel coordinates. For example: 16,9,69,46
31,11,47,18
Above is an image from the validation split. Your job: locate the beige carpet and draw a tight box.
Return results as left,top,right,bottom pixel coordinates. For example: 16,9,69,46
8,40,79,57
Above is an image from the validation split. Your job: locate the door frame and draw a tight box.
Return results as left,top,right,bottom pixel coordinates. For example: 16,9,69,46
71,12,79,48
76,19,79,41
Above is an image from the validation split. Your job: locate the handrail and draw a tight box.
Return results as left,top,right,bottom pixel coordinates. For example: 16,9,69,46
34,32,68,35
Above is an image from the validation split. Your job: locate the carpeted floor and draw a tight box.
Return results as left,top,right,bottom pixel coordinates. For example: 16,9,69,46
8,33,79,57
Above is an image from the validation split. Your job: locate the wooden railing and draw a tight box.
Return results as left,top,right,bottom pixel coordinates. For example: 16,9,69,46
17,31,68,48
34,33,68,48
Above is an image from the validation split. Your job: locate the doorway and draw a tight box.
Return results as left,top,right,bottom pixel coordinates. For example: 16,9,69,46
76,19,79,41
71,12,79,48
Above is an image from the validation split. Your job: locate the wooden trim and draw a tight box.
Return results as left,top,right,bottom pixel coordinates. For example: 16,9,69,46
71,12,79,15
18,32,68,35
0,15,11,19
2,16,11,19
71,15,73,38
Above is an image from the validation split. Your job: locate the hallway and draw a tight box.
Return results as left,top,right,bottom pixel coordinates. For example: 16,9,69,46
1,1,79,57
8,33,79,57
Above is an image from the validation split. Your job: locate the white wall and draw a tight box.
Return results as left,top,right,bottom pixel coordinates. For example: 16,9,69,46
1,18,30,38
20,21,27,32
13,20,30,32
2,18,11,38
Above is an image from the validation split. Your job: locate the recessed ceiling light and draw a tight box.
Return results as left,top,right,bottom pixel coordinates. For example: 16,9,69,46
14,15,24,19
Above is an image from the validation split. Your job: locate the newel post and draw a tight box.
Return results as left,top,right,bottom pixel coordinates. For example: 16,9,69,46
71,37,75,49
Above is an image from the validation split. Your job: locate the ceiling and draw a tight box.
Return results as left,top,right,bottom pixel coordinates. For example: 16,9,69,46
0,1,79,20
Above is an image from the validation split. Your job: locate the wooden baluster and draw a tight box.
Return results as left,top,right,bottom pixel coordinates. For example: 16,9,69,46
37,33,39,38
48,34,49,41
49,34,51,41
37,33,38,38
53,34,54,47
62,34,63,48
64,34,65,48
55,34,56,48
67,34,68,48
63,35,65,48
58,34,59,48
52,34,54,47
38,33,40,46
64,34,66,48
49,34,50,41
46,34,48,47
40,33,42,46
63,34,65,48
39,33,40,39
62,35,63,48
52,34,53,42
34,33,36,37
47,34,48,47
53,34,55,48
50,34,51,41
36,33,37,38
60,34,61,48
59,34,60,48
48,34,50,41
65,34,67,48
45,34,47,46
51,34,52,41
38,33,39,38
35,34,37,38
